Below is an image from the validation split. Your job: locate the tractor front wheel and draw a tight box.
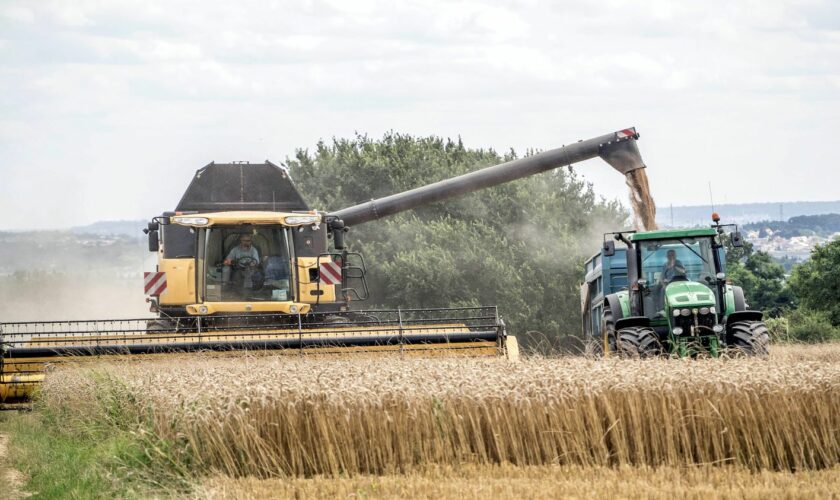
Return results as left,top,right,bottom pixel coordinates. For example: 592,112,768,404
727,320,770,356
616,326,661,358
598,307,617,356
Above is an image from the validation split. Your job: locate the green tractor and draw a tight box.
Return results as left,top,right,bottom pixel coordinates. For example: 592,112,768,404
581,215,769,357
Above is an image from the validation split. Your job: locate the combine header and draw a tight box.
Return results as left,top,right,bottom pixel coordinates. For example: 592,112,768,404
1,128,648,403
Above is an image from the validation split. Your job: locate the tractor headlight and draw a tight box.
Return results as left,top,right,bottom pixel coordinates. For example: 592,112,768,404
700,307,710,315
713,325,724,333
680,308,691,317
673,327,684,336
710,306,716,315
198,305,209,314
672,309,681,317
289,305,299,314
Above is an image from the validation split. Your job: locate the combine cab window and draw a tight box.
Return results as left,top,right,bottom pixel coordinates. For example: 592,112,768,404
203,226,293,302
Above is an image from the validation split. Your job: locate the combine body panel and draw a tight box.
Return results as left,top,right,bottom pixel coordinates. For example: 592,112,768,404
2,128,648,403
582,219,769,357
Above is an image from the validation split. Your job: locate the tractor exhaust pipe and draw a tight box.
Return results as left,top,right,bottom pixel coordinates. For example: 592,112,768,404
330,127,646,227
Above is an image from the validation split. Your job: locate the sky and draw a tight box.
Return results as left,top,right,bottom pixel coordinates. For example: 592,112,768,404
1,0,838,230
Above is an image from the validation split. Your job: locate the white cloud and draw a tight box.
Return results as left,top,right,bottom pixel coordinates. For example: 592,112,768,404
0,0,838,229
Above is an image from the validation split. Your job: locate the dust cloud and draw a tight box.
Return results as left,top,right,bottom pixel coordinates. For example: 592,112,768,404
0,229,153,322
0,276,151,322
625,169,658,231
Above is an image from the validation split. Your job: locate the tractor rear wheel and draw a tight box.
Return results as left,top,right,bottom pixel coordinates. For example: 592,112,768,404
728,320,770,356
616,326,661,358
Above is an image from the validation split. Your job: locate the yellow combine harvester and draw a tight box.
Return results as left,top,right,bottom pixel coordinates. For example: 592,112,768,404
1,128,648,403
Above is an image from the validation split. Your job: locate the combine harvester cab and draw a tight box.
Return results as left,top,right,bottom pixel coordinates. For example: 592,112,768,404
3,127,650,403
581,214,770,358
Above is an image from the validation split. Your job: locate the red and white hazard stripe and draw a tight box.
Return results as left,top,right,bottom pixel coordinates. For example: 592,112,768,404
318,261,342,285
616,128,636,139
144,272,167,296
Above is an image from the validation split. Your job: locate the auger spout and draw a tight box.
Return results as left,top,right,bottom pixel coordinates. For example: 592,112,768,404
330,128,646,227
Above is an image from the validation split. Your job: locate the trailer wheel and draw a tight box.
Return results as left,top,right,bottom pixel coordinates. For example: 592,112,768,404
727,320,770,357
616,326,661,358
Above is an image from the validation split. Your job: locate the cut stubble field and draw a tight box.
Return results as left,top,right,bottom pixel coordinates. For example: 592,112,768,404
10,343,840,498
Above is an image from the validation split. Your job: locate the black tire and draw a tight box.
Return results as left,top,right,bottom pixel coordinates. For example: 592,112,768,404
727,320,770,356
600,307,617,355
616,326,662,358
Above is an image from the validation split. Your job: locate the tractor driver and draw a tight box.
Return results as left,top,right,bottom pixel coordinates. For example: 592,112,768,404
653,249,686,316
659,249,686,285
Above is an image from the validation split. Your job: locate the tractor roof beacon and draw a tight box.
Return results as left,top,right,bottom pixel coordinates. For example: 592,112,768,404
581,214,769,358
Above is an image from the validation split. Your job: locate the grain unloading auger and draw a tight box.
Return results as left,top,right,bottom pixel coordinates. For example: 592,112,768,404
1,128,648,403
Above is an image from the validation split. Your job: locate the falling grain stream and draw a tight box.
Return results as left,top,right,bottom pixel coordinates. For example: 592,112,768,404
625,169,658,231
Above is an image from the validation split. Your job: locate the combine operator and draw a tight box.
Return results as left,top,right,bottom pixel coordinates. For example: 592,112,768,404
224,234,261,297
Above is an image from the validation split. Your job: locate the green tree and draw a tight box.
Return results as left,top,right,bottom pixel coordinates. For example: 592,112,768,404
789,239,840,326
723,235,792,316
286,132,626,349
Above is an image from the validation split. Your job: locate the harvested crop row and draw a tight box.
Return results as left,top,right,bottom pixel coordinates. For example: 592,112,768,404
37,349,840,477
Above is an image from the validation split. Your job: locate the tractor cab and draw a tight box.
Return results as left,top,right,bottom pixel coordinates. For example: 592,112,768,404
633,230,723,319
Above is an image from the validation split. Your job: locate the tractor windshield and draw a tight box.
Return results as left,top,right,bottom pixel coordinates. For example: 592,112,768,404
203,226,293,302
639,237,717,287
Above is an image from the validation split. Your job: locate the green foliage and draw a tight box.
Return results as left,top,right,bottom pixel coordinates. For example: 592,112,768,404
0,372,190,498
789,239,840,327
723,235,792,317
287,132,626,346
1,411,149,498
763,316,790,342
786,309,840,343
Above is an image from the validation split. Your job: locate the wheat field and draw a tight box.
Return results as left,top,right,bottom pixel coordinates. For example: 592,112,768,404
196,464,840,500
37,344,840,489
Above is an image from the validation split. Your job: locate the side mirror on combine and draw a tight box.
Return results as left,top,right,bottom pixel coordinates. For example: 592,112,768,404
731,231,744,247
330,219,346,250
148,230,160,252
602,240,616,257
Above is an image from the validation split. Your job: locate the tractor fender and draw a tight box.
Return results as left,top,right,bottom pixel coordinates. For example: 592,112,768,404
615,316,651,330
605,293,626,321
727,310,763,326
732,286,747,312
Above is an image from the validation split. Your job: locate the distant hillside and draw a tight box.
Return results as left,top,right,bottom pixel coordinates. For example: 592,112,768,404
71,220,146,236
657,201,840,228
744,214,840,238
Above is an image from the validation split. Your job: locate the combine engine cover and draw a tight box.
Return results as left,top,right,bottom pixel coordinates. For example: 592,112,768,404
176,161,310,213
